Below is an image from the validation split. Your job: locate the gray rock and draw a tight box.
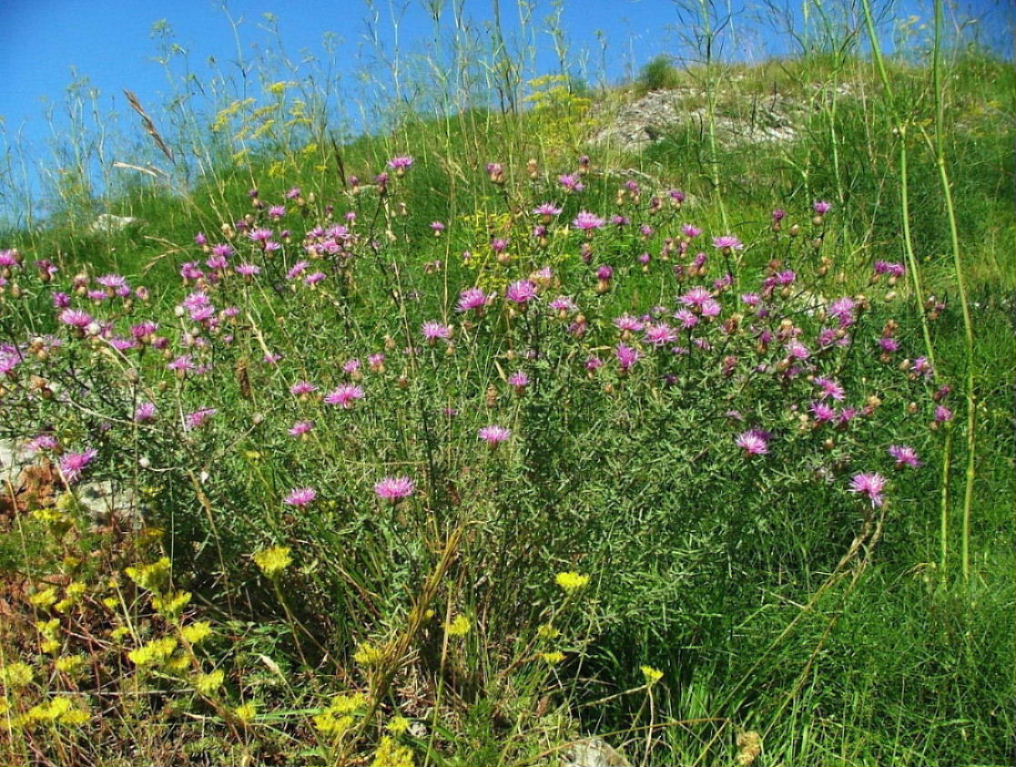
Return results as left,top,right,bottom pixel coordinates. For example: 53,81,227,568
563,737,632,767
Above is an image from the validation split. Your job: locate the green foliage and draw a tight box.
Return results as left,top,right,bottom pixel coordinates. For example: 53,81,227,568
637,55,682,93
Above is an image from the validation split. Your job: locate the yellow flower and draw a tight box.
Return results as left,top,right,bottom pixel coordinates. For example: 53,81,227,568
36,618,60,638
234,701,257,724
353,641,386,667
641,665,664,685
1,662,34,688
181,621,213,645
40,639,60,655
193,669,225,696
314,693,368,737
537,623,560,640
24,696,89,727
54,655,87,675
151,590,192,618
372,735,415,767
554,571,590,593
28,586,59,609
165,653,192,673
125,557,172,593
110,626,130,642
128,637,178,667
539,651,566,665
444,614,472,637
253,546,292,577
387,715,411,734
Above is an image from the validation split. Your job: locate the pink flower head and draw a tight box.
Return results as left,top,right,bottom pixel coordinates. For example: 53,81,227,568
59,308,93,328
644,322,678,347
185,408,217,430
813,376,846,401
422,321,453,341
573,211,605,231
712,235,744,251
134,402,157,423
935,405,954,423
289,420,315,437
478,425,512,446
387,155,414,171
735,430,769,456
810,402,837,422
682,224,702,238
558,173,585,192
874,261,906,277
374,476,415,501
888,445,922,468
60,448,98,484
813,200,832,215
268,205,286,219
457,287,490,312
616,344,641,371
533,203,562,217
324,384,365,409
290,381,318,396
614,314,644,333
849,472,887,507
505,280,537,305
285,487,317,507
430,221,446,232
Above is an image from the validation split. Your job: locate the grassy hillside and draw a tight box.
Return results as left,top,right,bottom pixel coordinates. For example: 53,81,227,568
0,14,1013,767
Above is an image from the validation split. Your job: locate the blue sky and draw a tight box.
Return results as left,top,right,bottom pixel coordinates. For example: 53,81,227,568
0,0,1011,221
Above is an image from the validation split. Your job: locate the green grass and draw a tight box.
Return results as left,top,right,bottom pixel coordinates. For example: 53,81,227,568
0,8,1013,766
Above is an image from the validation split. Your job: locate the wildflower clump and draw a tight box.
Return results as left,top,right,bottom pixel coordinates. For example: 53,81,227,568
371,735,415,767
444,614,472,636
313,692,368,737
555,571,590,593
253,546,293,577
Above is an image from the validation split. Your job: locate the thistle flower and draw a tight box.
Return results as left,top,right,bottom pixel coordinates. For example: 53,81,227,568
290,381,318,396
505,280,537,305
422,321,453,342
457,287,490,312
289,420,315,437
614,314,644,333
712,235,744,251
888,445,922,468
533,203,562,218
60,449,98,484
387,155,414,173
508,371,529,391
324,384,365,408
813,200,832,215
285,487,317,507
849,472,887,507
185,408,217,430
735,430,769,456
573,211,605,231
59,308,92,328
134,402,157,423
813,377,846,401
478,425,512,446
616,344,641,371
644,322,677,347
374,476,415,501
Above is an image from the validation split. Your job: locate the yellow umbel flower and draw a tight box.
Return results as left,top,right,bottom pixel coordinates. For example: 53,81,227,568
353,641,386,667
152,590,192,618
28,586,59,609
54,656,87,675
181,621,213,645
125,557,172,593
314,692,368,737
444,614,472,637
40,639,60,655
128,637,178,667
253,546,292,577
387,715,411,734
110,626,130,642
539,651,566,665
24,697,89,727
537,623,560,640
554,571,590,593
641,665,664,685
0,662,34,688
372,735,415,767
193,669,225,696
165,652,192,673
234,701,257,724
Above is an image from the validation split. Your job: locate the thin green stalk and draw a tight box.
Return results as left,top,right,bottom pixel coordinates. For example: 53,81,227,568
931,0,977,582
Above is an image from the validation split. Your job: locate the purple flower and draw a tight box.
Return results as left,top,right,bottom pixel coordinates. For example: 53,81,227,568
533,203,562,217
324,384,365,409
879,338,900,353
616,344,641,371
874,260,906,277
811,402,837,422
644,322,678,347
813,377,846,401
849,472,887,507
813,200,832,215
888,445,922,468
712,235,744,251
573,211,605,231
457,287,490,312
185,408,217,430
60,449,98,484
134,402,157,423
614,314,645,333
934,405,954,423
508,371,530,389
505,280,537,305
558,173,585,192
387,155,414,171
59,308,93,328
422,321,453,341
549,296,577,313
291,381,318,396
735,430,769,456
375,476,415,501
285,487,317,507
289,420,314,437
430,221,446,232
478,425,512,446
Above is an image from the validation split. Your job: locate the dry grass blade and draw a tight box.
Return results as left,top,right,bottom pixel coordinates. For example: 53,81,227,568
123,89,176,164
